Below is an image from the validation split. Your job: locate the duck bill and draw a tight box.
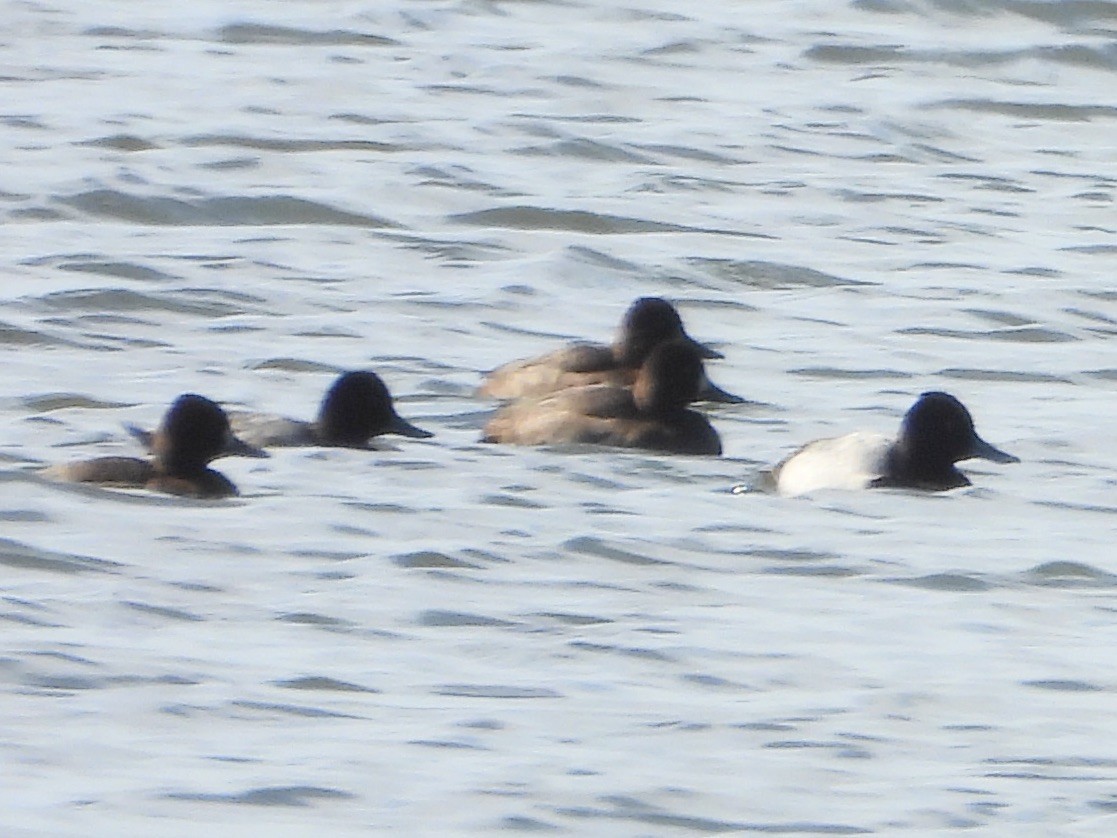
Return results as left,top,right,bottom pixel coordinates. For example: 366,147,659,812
686,335,724,361
969,434,1019,464
388,413,434,439
698,373,744,404
222,431,269,459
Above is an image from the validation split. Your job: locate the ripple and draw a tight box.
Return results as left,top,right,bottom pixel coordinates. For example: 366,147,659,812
887,573,991,592
418,610,516,628
165,785,355,807
56,259,177,281
58,189,399,228
433,684,562,699
569,641,675,663
897,326,1078,343
1025,561,1117,589
0,508,50,523
556,796,871,834
249,357,343,373
394,551,484,569
563,536,666,566
21,392,130,411
0,323,72,347
686,258,870,288
121,600,205,622
0,537,120,575
34,287,258,317
480,492,547,509
939,368,1073,384
1023,680,1105,692
275,612,358,630
75,134,160,152
934,99,1117,121
230,700,363,719
791,367,913,380
513,138,659,164
450,206,745,236
273,676,380,693
216,23,399,47
182,133,405,153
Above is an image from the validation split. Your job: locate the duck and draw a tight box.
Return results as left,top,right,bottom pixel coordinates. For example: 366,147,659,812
44,393,267,498
769,391,1019,496
482,339,722,455
478,296,742,404
235,370,431,448
128,370,432,449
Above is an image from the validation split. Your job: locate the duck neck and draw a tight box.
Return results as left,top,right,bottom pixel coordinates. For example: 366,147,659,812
887,441,967,490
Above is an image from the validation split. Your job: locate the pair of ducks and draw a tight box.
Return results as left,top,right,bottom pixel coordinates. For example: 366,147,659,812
45,371,432,499
46,297,1019,499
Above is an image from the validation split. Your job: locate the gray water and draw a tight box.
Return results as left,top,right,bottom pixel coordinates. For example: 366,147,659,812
2,0,1116,834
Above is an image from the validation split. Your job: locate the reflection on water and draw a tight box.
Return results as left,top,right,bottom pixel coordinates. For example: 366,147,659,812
2,0,1116,833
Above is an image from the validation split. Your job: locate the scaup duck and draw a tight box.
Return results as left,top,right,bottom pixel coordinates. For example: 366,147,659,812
220,370,431,448
45,393,266,498
770,391,1018,496
478,296,741,404
482,339,722,455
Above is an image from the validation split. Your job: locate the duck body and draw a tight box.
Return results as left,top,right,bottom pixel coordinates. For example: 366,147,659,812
478,297,740,404
46,393,265,499
772,392,1018,497
231,370,432,449
482,340,722,456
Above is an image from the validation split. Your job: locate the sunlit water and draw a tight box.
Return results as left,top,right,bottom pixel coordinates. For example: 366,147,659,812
2,0,1116,834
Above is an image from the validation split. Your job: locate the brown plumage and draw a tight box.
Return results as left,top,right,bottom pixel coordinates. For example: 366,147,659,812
478,297,740,404
45,394,266,499
482,340,722,456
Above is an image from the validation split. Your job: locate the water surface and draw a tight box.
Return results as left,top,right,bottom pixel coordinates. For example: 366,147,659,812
2,0,1116,834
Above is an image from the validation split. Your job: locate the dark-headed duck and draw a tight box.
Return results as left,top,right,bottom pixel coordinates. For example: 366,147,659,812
45,393,266,498
770,391,1019,496
223,370,431,448
478,296,741,404
482,339,722,455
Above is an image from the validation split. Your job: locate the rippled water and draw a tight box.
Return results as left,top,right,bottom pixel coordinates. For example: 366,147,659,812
3,0,1116,833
